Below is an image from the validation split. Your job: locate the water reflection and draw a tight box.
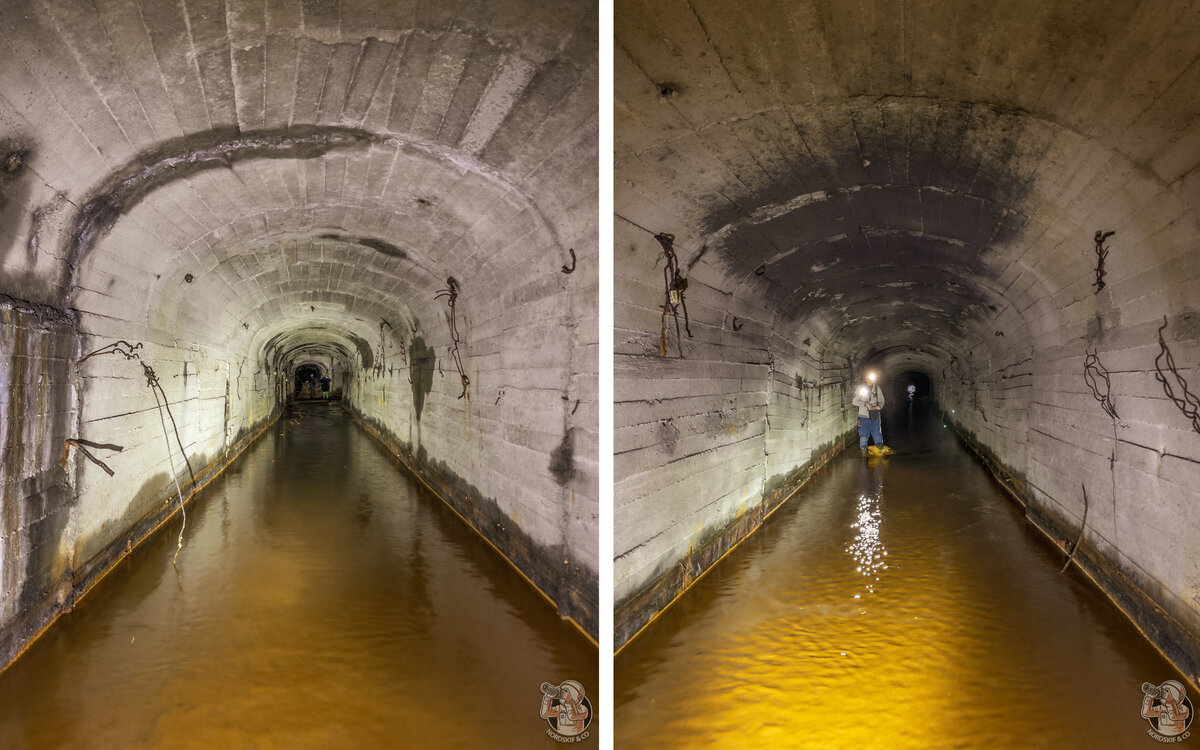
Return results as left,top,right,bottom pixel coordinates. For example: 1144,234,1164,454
848,460,888,599
0,403,596,749
615,406,1191,748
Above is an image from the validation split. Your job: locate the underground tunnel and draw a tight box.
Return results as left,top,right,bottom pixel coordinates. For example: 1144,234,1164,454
0,1,598,745
614,0,1200,744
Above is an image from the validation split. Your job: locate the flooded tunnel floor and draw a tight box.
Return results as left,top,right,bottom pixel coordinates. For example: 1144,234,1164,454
0,403,596,749
615,405,1190,748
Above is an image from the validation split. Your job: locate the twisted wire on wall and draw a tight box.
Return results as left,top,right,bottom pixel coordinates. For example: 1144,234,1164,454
654,232,692,358
76,340,197,564
435,277,470,400
1154,317,1200,433
1083,349,1119,420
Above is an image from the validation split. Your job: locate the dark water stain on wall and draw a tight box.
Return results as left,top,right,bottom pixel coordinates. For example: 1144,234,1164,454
549,427,575,485
316,233,408,260
408,337,435,421
0,141,33,269
64,126,381,288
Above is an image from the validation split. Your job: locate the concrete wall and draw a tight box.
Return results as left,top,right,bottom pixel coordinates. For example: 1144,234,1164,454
614,0,1200,676
0,297,77,662
614,219,855,644
0,0,599,666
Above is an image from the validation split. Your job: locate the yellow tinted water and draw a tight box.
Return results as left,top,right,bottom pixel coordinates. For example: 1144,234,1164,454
616,408,1190,748
0,403,596,749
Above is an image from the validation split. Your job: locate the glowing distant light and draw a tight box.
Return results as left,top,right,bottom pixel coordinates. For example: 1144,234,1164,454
867,371,877,382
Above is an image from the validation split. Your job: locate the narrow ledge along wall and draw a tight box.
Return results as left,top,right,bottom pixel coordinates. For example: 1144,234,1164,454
0,0,600,669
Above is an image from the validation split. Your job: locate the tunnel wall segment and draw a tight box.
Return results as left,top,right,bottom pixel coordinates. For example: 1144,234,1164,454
0,294,283,670
936,244,1200,691
614,220,861,648
340,231,600,640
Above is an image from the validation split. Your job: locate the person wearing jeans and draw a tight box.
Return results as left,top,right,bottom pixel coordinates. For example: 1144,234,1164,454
852,371,891,456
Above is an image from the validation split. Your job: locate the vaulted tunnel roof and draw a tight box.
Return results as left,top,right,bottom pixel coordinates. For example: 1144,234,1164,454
616,0,1200,373
1,1,597,375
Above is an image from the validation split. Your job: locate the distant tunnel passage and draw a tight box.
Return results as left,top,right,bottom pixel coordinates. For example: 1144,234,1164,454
614,0,1200,687
0,0,600,672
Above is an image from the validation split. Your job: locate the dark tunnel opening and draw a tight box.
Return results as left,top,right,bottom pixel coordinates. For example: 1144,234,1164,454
892,370,932,405
293,364,325,397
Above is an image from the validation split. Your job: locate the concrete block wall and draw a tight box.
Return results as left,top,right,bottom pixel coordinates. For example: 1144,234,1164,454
71,336,277,568
345,248,599,632
0,298,76,663
764,325,854,489
924,190,1200,686
613,217,857,644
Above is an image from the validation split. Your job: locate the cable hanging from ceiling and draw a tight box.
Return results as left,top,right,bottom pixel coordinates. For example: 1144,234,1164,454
435,276,470,400
654,232,691,358
76,340,197,566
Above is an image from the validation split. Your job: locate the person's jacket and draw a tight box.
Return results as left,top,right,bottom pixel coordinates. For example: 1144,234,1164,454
852,384,885,418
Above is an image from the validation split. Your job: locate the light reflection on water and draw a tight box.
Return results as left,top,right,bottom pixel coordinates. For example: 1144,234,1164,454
0,403,596,749
615,409,1190,748
847,484,887,599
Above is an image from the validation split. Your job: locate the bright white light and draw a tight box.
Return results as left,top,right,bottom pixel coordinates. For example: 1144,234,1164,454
858,386,869,398
845,493,887,598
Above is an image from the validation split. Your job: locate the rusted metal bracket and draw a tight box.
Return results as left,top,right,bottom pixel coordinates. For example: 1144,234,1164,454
62,438,124,476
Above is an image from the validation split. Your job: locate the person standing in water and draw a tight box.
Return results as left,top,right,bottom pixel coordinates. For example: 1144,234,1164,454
853,371,892,456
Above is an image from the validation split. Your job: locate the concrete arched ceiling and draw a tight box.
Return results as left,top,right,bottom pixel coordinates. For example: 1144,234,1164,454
615,0,1200,371
0,0,597,371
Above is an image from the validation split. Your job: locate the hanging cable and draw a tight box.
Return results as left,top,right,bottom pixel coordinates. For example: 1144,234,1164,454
1083,349,1119,420
435,276,470,399
654,233,692,358
1060,483,1089,573
1154,316,1200,433
1092,230,1114,293
76,340,197,565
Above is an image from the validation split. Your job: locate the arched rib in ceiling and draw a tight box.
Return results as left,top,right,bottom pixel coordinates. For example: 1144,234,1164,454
66,135,562,375
616,0,1200,367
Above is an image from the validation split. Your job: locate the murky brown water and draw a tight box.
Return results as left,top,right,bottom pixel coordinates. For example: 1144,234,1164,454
0,403,596,749
615,406,1191,748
